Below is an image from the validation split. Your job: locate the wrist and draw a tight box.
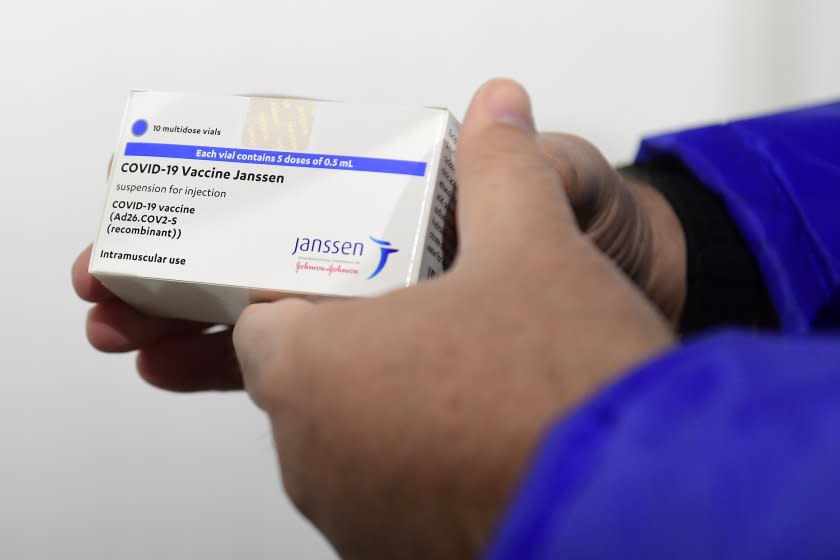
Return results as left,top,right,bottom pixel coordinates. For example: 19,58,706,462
623,158,777,333
627,178,687,325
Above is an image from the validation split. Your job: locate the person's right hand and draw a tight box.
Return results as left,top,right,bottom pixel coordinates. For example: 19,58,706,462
231,79,674,558
538,134,687,324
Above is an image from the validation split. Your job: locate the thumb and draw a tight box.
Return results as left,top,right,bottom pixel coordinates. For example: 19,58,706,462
455,79,576,258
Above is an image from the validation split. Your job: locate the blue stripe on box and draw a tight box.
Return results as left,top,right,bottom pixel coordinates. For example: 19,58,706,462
124,142,427,177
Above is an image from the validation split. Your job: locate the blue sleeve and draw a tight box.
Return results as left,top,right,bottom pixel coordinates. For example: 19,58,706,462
635,102,840,332
485,332,840,559
485,103,840,559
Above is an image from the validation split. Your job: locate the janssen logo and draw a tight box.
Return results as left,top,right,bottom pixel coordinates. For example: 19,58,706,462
291,235,399,279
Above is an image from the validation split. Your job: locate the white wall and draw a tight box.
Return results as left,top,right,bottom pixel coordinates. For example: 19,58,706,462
1,1,837,558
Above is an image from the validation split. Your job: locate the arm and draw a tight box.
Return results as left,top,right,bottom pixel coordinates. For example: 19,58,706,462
487,101,840,558
228,84,839,559
621,159,777,333
487,331,840,559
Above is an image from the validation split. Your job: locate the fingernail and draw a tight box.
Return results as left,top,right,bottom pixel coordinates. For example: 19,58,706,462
483,79,535,133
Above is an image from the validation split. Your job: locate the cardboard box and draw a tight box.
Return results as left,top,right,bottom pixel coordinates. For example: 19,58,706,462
90,92,459,324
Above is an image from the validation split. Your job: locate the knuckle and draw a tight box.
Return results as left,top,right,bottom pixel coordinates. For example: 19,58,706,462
232,303,269,352
544,149,580,195
247,370,278,409
234,302,261,331
280,467,312,517
235,301,314,407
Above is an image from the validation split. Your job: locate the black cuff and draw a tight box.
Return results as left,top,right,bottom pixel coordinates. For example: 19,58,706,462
620,159,777,334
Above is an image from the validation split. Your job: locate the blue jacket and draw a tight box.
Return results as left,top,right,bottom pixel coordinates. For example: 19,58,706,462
487,102,840,559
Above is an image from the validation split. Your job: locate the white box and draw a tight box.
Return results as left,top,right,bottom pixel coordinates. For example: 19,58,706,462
90,92,460,324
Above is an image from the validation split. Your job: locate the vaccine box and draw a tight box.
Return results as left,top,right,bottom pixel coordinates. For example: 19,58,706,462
89,92,459,324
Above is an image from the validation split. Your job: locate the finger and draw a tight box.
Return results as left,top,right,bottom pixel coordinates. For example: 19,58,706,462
233,299,313,408
73,245,116,303
137,329,243,392
539,133,654,286
86,299,210,353
538,132,619,226
455,79,575,255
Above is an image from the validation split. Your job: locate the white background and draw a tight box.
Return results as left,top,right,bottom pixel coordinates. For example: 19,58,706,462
1,1,837,558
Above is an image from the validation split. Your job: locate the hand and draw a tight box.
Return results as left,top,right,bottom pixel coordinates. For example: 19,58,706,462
233,79,674,559
71,245,243,391
538,134,687,324
73,94,684,392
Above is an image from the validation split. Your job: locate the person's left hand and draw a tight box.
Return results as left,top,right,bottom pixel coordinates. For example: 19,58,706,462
72,244,243,391
233,79,673,559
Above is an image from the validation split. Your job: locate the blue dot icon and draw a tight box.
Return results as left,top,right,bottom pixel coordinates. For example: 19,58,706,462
131,119,148,136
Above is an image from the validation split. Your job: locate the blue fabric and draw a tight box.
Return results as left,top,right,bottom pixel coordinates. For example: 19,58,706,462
486,333,840,559
486,103,840,559
636,102,840,332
